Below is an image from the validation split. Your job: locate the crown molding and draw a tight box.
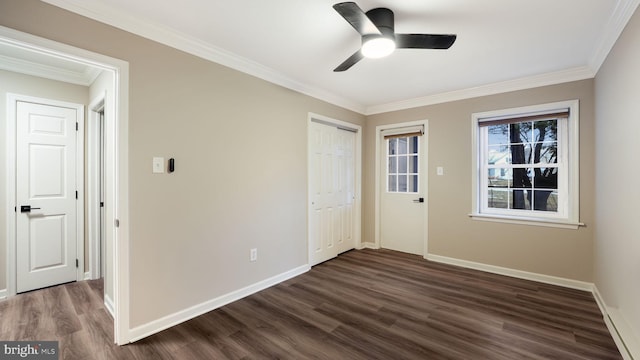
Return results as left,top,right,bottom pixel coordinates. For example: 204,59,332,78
41,0,636,116
40,0,366,114
365,66,596,115
589,0,640,72
0,53,98,85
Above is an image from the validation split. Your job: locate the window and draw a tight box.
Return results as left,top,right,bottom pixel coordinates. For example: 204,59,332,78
471,100,580,228
387,135,420,193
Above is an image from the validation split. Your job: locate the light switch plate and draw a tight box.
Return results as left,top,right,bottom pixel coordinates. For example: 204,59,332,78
436,166,444,176
153,157,164,173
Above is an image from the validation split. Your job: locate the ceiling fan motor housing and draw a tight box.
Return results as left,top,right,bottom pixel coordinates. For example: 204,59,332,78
364,7,395,43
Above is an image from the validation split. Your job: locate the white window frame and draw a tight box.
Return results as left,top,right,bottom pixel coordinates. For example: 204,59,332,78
471,100,582,229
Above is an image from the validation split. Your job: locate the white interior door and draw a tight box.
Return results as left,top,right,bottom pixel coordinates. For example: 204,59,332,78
16,100,80,293
309,121,356,266
380,128,426,255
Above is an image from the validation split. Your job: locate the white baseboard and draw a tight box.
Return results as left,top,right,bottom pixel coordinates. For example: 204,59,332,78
593,286,639,360
84,272,91,280
361,242,377,249
104,293,115,318
128,264,310,343
0,288,6,300
425,253,593,291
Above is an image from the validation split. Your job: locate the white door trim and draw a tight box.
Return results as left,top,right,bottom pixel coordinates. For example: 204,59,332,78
307,112,363,265
0,26,131,345
374,120,429,257
88,93,105,280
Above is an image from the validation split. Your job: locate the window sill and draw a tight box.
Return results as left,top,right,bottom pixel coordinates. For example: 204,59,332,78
469,213,584,230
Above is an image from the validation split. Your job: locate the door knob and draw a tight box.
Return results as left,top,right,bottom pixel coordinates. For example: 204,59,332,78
20,205,41,213
413,198,424,203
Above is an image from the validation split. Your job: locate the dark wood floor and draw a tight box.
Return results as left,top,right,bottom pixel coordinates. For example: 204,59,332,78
0,249,621,359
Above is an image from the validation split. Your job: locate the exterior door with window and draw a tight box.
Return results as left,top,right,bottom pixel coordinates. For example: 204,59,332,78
380,127,426,255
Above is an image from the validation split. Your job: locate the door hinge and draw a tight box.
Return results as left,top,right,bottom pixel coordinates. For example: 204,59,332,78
76,191,78,199
100,202,104,208
76,259,79,268
76,122,79,131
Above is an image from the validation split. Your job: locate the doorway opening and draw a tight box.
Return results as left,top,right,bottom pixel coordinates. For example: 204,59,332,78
1,26,130,344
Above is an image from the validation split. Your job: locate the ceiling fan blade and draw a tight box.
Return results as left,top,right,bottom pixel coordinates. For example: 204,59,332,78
333,2,382,36
334,50,364,72
395,34,457,49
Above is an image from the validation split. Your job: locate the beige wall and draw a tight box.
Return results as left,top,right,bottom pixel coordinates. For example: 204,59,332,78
594,4,640,353
0,0,365,326
0,69,89,291
365,79,595,281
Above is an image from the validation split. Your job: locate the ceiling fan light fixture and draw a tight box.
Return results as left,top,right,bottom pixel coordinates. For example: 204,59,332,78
361,36,395,58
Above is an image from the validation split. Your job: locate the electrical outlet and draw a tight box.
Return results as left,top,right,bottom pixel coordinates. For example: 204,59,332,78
250,248,257,262
436,166,444,176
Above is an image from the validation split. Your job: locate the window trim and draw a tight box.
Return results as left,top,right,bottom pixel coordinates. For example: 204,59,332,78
470,100,582,229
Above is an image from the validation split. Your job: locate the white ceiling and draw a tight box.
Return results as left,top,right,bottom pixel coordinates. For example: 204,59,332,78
26,0,640,114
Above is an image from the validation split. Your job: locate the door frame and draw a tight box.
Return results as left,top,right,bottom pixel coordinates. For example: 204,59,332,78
374,120,429,257
88,93,105,280
1,26,131,345
307,112,363,264
7,94,85,291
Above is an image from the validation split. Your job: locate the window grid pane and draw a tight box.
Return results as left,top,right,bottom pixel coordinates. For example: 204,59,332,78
387,136,419,193
483,119,561,214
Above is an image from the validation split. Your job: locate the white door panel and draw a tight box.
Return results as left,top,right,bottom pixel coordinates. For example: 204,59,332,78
381,193,424,254
16,101,79,293
309,121,356,266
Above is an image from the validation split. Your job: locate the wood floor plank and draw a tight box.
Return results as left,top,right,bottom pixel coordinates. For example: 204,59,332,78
65,281,104,316
0,249,622,359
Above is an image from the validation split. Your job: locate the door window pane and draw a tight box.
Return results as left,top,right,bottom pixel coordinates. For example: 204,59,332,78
398,156,407,174
388,157,397,173
389,138,397,155
409,155,418,173
409,136,418,154
398,175,408,192
409,175,418,193
387,135,420,193
388,175,396,192
398,138,408,154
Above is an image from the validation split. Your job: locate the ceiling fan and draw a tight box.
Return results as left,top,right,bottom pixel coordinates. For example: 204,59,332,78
332,2,457,72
